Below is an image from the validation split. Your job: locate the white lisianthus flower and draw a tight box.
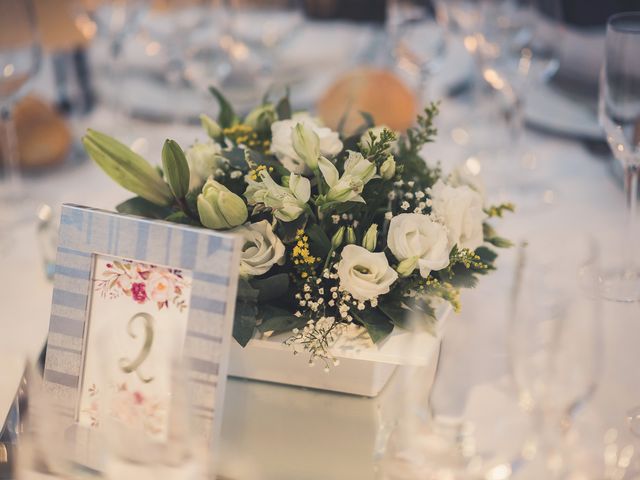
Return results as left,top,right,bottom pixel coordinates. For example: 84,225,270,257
336,245,398,301
244,169,310,222
449,163,486,200
430,180,487,251
186,141,227,190
233,220,285,277
270,113,343,174
318,152,376,204
387,213,451,278
360,125,398,153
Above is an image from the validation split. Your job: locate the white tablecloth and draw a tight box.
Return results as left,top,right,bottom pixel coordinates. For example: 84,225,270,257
2,77,639,479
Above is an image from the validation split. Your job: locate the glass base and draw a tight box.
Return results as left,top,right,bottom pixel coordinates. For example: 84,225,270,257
596,267,640,303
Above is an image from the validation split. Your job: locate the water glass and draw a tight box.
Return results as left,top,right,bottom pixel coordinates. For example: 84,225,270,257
0,0,40,220
598,12,640,303
509,231,602,476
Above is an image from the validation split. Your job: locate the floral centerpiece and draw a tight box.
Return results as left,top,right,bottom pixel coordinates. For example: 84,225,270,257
83,88,512,367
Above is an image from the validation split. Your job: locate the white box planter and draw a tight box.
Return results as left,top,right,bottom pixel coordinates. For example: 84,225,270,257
228,304,451,397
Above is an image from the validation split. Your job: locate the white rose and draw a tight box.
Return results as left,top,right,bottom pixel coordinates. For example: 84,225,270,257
430,180,487,251
387,213,451,278
270,113,343,174
233,220,285,277
337,245,398,301
360,125,398,153
186,141,227,190
449,163,486,200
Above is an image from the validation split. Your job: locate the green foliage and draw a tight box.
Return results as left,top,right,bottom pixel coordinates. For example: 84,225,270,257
161,139,190,200
116,196,172,219
276,89,292,120
485,202,515,218
209,86,238,128
402,102,440,155
257,305,307,335
250,273,290,302
234,279,260,347
352,308,394,344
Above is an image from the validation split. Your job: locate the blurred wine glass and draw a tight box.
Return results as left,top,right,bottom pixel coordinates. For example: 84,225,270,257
0,0,41,223
509,232,602,477
388,0,447,103
597,12,640,303
91,0,149,132
187,0,303,112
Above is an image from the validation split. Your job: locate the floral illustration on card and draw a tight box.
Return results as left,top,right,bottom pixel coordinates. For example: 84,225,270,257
93,259,190,312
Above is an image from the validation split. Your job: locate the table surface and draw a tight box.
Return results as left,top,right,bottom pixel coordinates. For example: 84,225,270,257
2,41,640,480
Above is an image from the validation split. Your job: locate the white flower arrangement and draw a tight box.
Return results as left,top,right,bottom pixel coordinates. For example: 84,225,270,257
83,88,513,366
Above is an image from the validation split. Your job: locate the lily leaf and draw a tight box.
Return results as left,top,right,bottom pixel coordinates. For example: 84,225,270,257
162,139,190,200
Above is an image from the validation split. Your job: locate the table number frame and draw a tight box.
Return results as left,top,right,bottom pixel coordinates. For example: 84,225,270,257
42,204,241,468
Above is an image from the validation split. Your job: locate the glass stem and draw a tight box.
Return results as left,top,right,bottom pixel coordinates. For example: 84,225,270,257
0,107,22,202
625,163,639,273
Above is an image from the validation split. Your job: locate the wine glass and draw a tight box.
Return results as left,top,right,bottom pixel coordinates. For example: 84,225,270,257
0,0,41,222
388,0,448,103
508,232,602,477
598,12,640,303
187,0,303,112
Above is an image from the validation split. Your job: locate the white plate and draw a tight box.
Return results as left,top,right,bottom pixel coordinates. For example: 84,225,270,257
524,81,603,140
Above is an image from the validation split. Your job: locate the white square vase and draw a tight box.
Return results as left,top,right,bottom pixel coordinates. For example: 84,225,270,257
228,304,451,397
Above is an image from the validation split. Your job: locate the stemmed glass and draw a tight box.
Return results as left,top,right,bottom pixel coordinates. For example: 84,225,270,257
598,12,640,303
0,0,41,225
187,0,303,112
508,232,602,477
387,0,448,103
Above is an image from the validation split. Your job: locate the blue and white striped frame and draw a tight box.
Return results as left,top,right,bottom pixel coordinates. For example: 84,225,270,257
43,204,241,468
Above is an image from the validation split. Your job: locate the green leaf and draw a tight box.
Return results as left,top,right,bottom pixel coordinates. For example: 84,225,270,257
475,246,498,266
487,236,513,248
378,298,410,329
277,215,308,244
306,223,332,257
209,86,238,128
250,273,290,302
275,88,291,120
257,305,306,335
116,197,172,219
161,139,190,199
164,211,200,226
359,111,375,128
233,279,259,347
83,129,173,206
353,308,394,344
